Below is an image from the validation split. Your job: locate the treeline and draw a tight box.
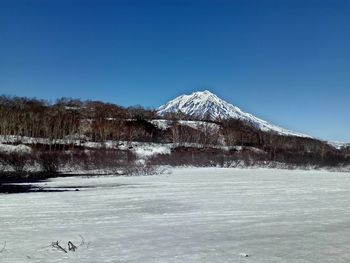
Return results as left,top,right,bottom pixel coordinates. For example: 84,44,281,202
0,95,157,144
221,119,349,167
0,95,349,170
0,148,140,177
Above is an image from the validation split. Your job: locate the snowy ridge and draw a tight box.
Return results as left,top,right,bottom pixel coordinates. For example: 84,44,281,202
150,119,221,132
327,141,350,150
158,90,311,138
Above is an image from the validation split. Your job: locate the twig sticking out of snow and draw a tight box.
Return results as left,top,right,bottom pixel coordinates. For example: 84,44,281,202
51,241,67,253
0,241,6,253
78,235,85,247
68,241,77,252
50,236,87,253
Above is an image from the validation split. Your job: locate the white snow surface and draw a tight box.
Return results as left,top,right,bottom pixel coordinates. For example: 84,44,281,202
0,136,171,159
150,119,221,132
0,143,31,154
158,90,311,137
1,167,350,262
132,143,172,158
327,141,350,150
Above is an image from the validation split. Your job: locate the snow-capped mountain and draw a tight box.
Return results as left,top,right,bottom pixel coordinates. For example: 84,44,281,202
158,90,310,137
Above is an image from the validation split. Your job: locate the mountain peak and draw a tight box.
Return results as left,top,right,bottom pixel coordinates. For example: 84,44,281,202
191,90,219,99
158,90,226,120
193,90,214,96
157,90,311,138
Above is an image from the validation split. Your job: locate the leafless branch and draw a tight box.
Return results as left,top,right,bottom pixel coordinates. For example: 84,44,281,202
78,235,85,247
68,241,77,252
51,241,67,253
50,236,87,254
0,241,6,253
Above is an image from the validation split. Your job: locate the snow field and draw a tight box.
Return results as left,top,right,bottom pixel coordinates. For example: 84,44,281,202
1,168,350,262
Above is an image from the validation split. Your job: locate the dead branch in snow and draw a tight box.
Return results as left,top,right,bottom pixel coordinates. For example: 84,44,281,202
78,235,85,247
51,241,67,253
50,235,87,253
68,241,77,252
0,241,6,253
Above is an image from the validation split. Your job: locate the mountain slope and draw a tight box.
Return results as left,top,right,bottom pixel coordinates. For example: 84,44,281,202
157,90,310,137
327,141,350,150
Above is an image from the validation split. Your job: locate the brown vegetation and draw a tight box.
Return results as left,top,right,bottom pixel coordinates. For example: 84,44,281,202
0,95,348,173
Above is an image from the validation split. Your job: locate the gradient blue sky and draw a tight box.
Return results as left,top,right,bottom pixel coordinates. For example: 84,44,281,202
1,0,349,141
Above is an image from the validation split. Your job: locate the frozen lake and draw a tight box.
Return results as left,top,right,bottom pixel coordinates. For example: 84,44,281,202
1,168,350,262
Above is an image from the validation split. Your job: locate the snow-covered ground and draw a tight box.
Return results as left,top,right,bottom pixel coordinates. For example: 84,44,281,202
0,137,173,159
1,168,350,262
0,143,31,154
150,119,221,132
327,141,350,150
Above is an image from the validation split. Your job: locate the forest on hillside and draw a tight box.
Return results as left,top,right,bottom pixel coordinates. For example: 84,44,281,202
0,95,349,175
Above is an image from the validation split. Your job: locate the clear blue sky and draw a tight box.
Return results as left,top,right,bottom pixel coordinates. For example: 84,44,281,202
1,0,349,141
